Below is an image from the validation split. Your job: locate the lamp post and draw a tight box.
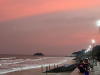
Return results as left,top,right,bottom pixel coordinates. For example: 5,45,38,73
85,51,86,54
88,48,90,51
92,39,95,57
92,40,95,47
85,51,87,55
97,20,100,44
86,49,88,52
89,45,91,49
86,45,91,52
97,20,100,34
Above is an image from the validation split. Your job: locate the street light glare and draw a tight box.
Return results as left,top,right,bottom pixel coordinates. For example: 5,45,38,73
97,20,100,26
88,48,90,50
92,39,95,43
89,45,91,48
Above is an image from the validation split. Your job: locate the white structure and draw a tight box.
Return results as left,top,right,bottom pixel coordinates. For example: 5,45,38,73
71,54,76,57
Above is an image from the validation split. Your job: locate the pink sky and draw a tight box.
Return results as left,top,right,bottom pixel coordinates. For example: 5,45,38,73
0,0,100,56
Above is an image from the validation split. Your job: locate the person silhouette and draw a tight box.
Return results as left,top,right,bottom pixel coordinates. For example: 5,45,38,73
78,60,85,73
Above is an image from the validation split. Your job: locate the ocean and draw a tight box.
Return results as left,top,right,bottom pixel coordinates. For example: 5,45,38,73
0,54,75,75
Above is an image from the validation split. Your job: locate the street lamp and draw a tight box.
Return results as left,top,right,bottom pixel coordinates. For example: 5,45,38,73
85,51,87,54
88,48,90,51
97,20,100,44
97,20,100,26
92,39,95,47
89,45,91,48
87,50,89,52
92,39,95,57
97,20,100,34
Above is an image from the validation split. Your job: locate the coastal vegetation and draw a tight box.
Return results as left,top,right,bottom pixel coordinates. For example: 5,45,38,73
33,52,44,56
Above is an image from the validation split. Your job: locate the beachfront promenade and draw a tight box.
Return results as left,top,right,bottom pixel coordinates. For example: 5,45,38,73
70,61,100,75
89,61,100,75
39,61,100,75
39,62,100,75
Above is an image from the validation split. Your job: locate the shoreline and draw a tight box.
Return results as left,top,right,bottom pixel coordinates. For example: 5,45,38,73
2,58,76,75
39,62,78,75
44,63,78,73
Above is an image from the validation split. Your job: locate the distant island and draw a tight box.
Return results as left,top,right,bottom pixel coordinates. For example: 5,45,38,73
33,52,44,56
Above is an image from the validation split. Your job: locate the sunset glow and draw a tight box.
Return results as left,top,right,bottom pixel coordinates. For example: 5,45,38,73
0,0,100,22
0,0,100,55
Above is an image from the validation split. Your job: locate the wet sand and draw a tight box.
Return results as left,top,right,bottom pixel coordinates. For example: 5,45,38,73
3,58,76,75
3,65,71,75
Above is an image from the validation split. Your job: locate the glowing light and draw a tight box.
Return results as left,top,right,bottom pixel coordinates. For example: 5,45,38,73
89,45,91,48
92,39,95,43
14,26,15,29
97,20,100,26
88,48,90,50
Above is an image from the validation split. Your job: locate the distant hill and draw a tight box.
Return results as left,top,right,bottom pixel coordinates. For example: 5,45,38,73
33,52,44,56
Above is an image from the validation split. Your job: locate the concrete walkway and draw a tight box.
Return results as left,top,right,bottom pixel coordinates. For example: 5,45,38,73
89,61,100,75
69,68,84,75
70,61,100,75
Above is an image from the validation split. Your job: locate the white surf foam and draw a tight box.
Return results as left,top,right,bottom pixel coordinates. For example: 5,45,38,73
0,57,69,74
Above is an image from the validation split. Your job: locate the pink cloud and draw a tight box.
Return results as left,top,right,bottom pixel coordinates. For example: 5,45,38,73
0,0,100,22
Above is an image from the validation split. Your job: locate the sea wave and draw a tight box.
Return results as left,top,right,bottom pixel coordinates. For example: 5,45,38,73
0,57,73,74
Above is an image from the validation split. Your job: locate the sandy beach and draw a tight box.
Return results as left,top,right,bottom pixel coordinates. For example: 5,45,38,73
3,70,71,75
3,58,76,75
